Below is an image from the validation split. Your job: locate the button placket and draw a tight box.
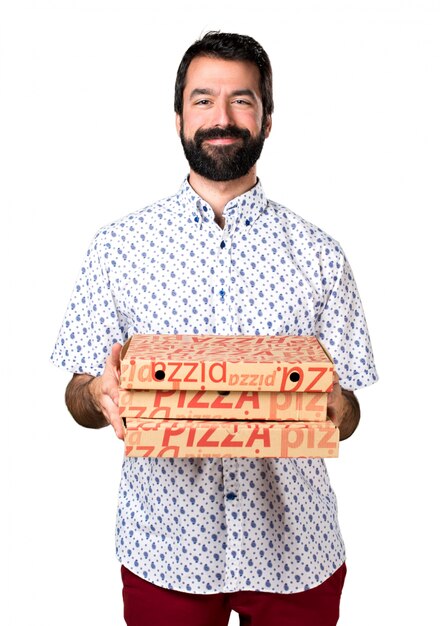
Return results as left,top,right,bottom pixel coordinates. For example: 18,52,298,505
212,227,234,333
223,458,243,591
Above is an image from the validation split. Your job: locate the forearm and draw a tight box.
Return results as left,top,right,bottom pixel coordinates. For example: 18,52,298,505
65,373,108,430
338,390,360,441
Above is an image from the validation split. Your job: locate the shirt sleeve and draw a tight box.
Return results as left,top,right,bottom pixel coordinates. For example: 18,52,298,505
315,248,378,391
50,230,127,377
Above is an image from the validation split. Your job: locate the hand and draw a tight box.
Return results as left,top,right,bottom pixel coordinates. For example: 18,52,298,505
89,343,124,440
327,371,361,440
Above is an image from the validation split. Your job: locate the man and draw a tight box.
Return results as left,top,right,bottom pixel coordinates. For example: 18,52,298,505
52,32,377,626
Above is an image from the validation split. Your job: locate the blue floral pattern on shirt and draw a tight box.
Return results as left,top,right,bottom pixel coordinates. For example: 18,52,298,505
51,178,377,593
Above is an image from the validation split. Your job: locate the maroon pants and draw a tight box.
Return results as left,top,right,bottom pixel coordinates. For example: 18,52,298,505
121,563,346,626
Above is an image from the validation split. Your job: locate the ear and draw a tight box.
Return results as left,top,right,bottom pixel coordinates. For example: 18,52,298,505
264,115,272,139
175,113,182,137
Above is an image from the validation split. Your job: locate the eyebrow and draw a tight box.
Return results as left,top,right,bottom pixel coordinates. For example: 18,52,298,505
189,88,258,101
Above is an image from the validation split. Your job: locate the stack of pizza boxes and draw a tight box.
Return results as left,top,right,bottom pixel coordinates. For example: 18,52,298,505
119,334,338,459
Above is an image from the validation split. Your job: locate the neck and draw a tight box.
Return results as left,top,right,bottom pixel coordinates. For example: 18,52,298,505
188,168,257,226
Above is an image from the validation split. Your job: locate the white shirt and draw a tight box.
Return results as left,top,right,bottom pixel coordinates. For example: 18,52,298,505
51,178,377,593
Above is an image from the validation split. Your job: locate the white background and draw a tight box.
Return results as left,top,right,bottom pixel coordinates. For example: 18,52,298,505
2,0,439,624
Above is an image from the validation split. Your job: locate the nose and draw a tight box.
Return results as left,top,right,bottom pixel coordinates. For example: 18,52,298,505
211,100,234,128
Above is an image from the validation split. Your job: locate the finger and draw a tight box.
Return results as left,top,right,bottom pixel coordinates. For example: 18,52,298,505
102,350,122,400
101,397,125,439
110,342,123,367
100,377,120,405
328,385,338,402
109,415,125,441
327,416,340,429
101,392,119,419
105,413,125,440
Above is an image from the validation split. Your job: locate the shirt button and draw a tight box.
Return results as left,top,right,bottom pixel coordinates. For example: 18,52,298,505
220,241,226,249
226,492,237,500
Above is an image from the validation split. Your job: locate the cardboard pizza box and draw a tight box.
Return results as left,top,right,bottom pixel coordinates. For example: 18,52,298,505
119,388,328,422
120,334,334,392
124,418,339,458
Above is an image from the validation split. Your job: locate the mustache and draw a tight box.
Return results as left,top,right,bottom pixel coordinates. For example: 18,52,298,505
194,125,251,143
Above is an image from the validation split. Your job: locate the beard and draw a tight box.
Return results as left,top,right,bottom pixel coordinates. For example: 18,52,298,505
179,121,266,182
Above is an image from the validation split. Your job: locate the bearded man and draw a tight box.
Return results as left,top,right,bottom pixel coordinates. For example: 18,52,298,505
52,31,377,626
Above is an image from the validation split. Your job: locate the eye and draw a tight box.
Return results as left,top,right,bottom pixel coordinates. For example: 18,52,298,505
232,98,254,108
194,99,211,106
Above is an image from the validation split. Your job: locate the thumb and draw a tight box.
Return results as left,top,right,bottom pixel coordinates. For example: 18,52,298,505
109,342,123,366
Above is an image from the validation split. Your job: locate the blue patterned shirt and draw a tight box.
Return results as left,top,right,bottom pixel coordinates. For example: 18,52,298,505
51,178,377,593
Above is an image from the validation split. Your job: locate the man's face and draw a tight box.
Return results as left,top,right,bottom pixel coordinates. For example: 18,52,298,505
176,56,272,182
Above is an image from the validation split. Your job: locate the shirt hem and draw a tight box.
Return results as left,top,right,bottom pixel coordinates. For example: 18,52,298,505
117,555,346,595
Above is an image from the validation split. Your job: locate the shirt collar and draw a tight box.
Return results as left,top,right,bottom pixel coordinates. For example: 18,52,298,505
174,176,268,229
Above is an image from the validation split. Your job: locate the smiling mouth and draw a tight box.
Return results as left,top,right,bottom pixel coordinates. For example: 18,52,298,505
204,137,242,145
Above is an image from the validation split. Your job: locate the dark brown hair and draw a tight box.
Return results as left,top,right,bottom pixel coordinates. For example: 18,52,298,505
174,31,274,119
